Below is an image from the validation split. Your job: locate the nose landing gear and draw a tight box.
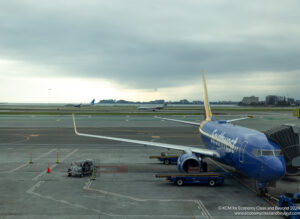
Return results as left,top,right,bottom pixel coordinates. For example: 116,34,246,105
259,187,269,197
256,181,269,197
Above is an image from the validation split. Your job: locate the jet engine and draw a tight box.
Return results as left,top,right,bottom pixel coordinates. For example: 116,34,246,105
265,124,300,175
177,153,202,173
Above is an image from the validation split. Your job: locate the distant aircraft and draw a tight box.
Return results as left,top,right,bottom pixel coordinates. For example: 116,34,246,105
137,103,168,111
65,99,95,108
73,72,287,195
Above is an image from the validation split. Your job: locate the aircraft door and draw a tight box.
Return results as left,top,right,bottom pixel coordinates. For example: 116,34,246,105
239,141,247,163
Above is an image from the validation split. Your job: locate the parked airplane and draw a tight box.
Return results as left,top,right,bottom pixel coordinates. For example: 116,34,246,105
72,73,286,194
137,103,167,111
65,99,95,108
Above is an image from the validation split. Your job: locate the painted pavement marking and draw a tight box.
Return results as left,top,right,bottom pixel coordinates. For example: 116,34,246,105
6,148,57,173
32,148,78,181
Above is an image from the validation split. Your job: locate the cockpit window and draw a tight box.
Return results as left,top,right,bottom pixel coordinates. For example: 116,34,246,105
261,150,274,156
252,149,282,156
252,149,261,156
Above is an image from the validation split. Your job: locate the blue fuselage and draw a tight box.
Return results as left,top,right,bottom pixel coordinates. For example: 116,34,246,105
200,120,286,183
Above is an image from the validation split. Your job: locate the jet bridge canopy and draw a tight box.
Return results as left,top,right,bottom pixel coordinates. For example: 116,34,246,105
264,124,300,175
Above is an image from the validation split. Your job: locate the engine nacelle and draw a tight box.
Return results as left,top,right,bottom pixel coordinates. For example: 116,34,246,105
177,153,201,173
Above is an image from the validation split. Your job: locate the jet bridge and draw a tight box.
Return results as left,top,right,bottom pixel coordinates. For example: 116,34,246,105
265,124,300,175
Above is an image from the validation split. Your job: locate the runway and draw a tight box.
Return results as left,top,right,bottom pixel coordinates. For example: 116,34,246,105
0,113,299,218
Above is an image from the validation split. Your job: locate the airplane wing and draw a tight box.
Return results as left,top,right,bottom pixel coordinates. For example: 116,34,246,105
72,114,219,158
226,115,253,123
155,115,253,125
154,116,200,126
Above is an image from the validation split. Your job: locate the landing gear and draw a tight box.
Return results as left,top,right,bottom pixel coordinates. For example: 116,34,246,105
256,181,268,197
259,187,268,197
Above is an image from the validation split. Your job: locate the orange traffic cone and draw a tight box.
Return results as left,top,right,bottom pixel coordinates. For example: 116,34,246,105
47,164,51,173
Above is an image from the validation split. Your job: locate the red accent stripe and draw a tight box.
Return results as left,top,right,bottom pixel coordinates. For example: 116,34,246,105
95,165,128,173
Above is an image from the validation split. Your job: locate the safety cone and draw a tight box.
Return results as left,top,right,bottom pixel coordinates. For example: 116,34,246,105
47,164,51,173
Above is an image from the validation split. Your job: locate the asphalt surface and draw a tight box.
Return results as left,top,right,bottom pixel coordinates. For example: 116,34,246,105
0,113,299,218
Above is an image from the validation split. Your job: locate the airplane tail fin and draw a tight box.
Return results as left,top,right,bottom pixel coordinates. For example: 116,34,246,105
202,72,213,121
90,99,95,105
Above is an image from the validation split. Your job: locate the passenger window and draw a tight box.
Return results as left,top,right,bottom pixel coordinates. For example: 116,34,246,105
274,150,282,156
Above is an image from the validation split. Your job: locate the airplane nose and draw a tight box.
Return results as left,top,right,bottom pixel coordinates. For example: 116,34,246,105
263,158,286,181
273,158,286,179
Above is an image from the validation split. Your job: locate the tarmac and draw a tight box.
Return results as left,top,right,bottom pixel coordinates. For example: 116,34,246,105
0,112,299,218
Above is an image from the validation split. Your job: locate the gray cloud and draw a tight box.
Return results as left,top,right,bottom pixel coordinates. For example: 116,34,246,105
0,0,299,98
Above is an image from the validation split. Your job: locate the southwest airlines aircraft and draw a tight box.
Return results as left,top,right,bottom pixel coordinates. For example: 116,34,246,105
72,73,286,194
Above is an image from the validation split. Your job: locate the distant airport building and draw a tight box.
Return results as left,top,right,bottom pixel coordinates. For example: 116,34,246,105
241,96,259,105
265,95,285,105
265,96,295,106
287,98,295,105
179,99,189,104
192,100,203,104
266,95,286,105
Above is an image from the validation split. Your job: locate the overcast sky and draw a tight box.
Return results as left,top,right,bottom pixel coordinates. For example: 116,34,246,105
0,0,299,103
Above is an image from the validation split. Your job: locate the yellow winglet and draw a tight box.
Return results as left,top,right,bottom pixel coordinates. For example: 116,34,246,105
202,72,212,121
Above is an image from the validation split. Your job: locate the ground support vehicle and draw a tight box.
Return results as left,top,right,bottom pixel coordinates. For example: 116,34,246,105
67,159,94,177
155,172,224,186
278,193,300,219
149,152,180,165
